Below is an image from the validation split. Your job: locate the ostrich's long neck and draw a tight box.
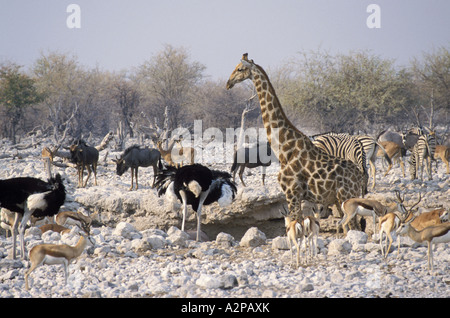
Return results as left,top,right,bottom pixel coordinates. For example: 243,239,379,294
251,66,312,163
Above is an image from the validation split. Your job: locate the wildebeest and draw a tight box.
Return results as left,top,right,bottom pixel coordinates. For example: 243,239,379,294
230,142,274,187
113,145,162,190
69,140,99,188
402,129,423,153
378,128,423,156
378,130,403,145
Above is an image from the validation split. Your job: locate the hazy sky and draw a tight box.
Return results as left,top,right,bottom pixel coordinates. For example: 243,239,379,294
1,0,449,80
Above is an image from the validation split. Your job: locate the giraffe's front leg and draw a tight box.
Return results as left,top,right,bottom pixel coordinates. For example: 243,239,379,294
278,169,304,219
286,187,304,219
287,197,302,219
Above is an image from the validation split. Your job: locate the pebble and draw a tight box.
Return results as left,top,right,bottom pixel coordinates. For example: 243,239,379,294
1,134,448,299
0,222,448,298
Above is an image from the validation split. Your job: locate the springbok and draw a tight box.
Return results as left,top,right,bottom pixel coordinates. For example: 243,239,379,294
1,208,48,238
410,207,448,231
280,206,304,268
378,192,421,258
24,223,94,290
339,191,408,236
396,211,450,274
156,139,178,167
174,140,196,166
38,223,71,235
434,144,449,174
41,145,60,171
302,210,320,261
55,210,93,229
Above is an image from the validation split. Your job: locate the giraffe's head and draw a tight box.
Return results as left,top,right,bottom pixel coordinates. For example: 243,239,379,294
226,53,254,90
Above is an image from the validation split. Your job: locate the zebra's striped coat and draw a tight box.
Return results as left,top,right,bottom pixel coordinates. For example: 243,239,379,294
409,132,436,180
354,135,391,190
312,133,368,196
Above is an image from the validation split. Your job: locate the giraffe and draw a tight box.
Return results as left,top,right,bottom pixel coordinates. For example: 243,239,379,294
226,53,364,219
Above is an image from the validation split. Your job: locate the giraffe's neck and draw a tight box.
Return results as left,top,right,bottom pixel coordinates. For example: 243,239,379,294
251,66,313,162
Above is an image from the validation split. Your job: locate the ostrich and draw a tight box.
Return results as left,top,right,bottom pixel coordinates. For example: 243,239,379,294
155,164,237,241
0,174,66,259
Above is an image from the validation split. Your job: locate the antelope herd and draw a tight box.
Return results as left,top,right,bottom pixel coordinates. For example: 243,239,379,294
290,129,447,271
0,113,448,291
0,123,446,292
0,52,448,295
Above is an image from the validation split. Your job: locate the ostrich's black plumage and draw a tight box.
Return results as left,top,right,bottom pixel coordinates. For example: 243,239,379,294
0,174,66,259
155,164,237,241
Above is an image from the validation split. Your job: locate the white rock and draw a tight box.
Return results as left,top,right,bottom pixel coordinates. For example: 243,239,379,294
240,227,266,247
61,231,82,246
262,289,277,297
328,239,352,256
216,232,235,247
131,239,151,252
26,227,42,238
113,222,142,240
142,228,168,238
0,269,19,281
166,226,181,236
42,231,61,242
168,227,190,247
346,230,368,245
300,282,314,292
94,245,111,255
221,274,238,289
147,235,166,249
271,236,290,250
196,274,222,289
365,242,381,253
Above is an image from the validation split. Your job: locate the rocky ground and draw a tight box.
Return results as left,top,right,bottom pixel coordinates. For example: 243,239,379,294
0,136,448,299
1,221,449,299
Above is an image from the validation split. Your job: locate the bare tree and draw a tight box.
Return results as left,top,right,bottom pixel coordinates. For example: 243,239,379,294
33,52,83,141
32,52,113,142
136,44,205,131
188,79,252,130
411,46,450,127
236,92,257,149
112,73,140,138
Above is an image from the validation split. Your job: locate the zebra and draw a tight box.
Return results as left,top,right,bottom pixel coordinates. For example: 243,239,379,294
354,134,391,190
409,131,437,181
311,133,368,195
